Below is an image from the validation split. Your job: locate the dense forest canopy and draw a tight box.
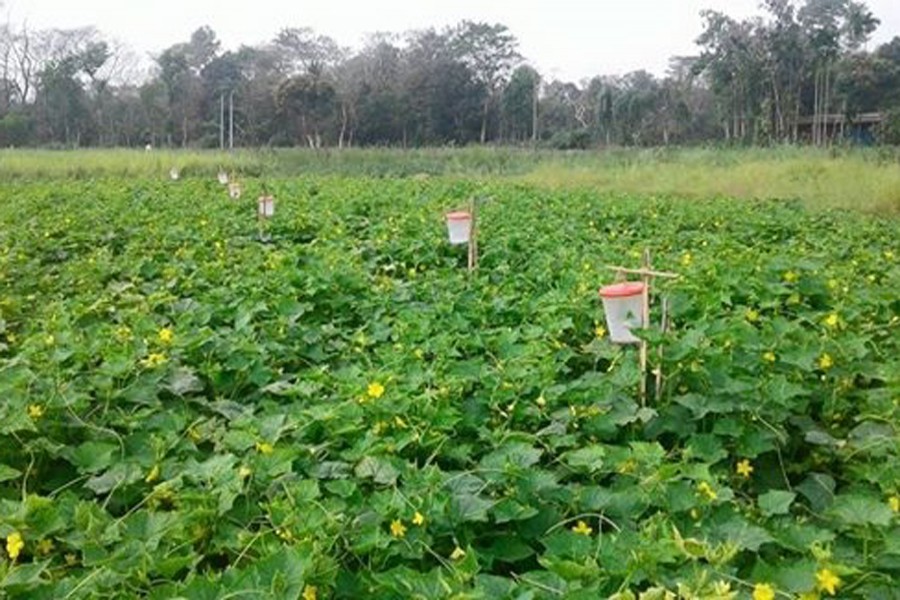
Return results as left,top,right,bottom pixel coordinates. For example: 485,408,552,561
1,0,899,148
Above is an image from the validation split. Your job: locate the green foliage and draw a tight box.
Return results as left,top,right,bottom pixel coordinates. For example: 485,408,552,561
0,173,897,598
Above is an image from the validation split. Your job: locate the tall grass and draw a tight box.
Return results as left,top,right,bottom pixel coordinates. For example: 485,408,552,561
520,147,900,214
0,149,265,179
2,146,898,214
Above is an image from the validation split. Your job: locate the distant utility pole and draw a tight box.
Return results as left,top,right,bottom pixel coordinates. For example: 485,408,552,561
532,75,539,147
229,90,235,151
219,93,225,150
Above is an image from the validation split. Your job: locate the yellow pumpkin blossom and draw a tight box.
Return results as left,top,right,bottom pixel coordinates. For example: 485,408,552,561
817,353,834,370
255,442,274,455
141,352,167,368
450,546,466,560
752,583,776,600
571,520,593,536
823,313,839,329
390,519,406,538
412,512,425,526
745,309,760,323
302,585,317,600
27,404,45,420
594,325,606,339
736,459,754,478
157,327,174,345
6,532,24,560
816,568,841,595
889,495,900,513
697,481,718,501
763,351,776,364
367,382,385,399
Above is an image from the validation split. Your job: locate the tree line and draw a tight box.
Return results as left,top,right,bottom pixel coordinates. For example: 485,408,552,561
1,0,899,149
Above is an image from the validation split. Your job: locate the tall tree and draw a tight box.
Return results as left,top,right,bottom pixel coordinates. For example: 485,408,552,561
449,21,521,143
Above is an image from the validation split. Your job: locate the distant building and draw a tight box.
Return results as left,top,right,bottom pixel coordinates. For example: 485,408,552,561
796,112,884,144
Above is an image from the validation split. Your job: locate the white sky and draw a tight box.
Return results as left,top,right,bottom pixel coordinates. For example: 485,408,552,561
4,0,899,82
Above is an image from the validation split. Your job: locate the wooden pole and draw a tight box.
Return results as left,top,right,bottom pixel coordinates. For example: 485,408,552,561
468,198,478,272
603,265,679,279
639,249,651,406
656,297,669,402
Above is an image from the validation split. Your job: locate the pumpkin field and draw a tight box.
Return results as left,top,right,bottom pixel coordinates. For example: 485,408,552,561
0,156,898,599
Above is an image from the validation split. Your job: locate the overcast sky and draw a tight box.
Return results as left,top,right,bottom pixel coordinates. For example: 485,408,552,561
4,0,899,82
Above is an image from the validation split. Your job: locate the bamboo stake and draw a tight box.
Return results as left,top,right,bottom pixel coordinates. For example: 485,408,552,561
603,265,679,279
639,250,651,406
468,198,478,272
656,297,669,402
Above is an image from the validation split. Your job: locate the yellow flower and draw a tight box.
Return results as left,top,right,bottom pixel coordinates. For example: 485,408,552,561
697,481,718,501
594,325,606,339
367,382,385,399
763,351,776,364
450,546,466,560
255,442,274,455
736,459,754,478
302,585,318,600
816,568,840,595
390,519,406,538
783,270,799,283
157,327,174,345
885,250,895,260
145,464,161,484
681,252,693,266
752,583,776,600
35,538,54,556
617,459,637,474
27,404,45,420
889,495,900,513
238,466,253,479
412,511,425,526
817,353,834,370
141,352,167,368
823,313,839,329
745,309,760,323
187,427,202,442
571,520,593,536
6,532,24,560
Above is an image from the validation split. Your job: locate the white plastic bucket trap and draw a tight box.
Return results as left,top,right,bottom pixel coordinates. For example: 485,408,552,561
445,212,472,245
598,282,646,344
228,182,242,199
258,196,275,218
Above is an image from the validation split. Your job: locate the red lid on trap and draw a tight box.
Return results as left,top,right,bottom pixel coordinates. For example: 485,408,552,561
598,282,645,298
446,211,471,220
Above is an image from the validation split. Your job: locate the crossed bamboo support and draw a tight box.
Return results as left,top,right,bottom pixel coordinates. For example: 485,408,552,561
604,250,679,405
